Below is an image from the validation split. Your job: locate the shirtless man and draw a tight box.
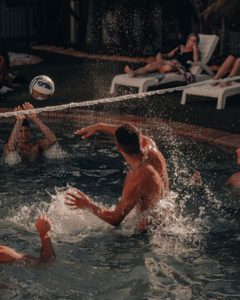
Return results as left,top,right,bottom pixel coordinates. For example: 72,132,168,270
4,102,56,163
65,122,169,231
0,215,55,263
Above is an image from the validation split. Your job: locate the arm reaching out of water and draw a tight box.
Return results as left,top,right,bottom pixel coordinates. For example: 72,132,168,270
5,106,25,153
75,122,157,151
22,102,57,150
0,215,55,264
65,170,149,226
74,122,117,139
69,122,169,231
35,215,56,261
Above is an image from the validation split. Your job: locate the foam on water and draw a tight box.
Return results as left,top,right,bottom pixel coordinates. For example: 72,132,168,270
3,151,22,166
47,186,111,237
43,143,68,160
5,184,206,243
3,143,68,166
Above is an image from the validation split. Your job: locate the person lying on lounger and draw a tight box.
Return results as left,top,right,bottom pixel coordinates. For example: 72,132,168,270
124,33,200,83
212,54,240,87
0,215,55,264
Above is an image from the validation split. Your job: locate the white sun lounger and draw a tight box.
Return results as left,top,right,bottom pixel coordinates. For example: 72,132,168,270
180,77,240,109
110,34,219,94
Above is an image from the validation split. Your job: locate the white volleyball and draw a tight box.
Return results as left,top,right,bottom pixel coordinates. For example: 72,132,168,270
29,75,55,100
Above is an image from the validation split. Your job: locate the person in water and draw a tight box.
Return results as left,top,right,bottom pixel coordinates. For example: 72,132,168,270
0,215,55,263
124,33,200,82
65,122,169,231
225,147,240,190
4,102,57,164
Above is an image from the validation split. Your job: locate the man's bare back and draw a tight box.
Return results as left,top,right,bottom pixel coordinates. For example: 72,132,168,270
64,123,169,231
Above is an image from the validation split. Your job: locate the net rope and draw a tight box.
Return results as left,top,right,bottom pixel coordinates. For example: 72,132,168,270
0,75,239,118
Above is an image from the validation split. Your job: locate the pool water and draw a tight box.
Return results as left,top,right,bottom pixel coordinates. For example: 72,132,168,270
0,117,240,299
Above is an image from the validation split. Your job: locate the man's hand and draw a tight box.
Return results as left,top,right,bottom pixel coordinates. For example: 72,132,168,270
74,124,98,139
22,102,37,120
35,215,51,238
65,189,91,209
14,106,25,121
156,52,162,63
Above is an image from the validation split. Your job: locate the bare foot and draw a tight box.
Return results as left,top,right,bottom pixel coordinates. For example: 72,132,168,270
211,79,219,87
124,65,135,78
220,81,232,88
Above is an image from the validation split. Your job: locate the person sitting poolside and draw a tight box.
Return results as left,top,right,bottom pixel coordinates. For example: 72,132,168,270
4,102,57,164
0,215,55,264
212,54,240,87
64,122,169,232
124,33,200,82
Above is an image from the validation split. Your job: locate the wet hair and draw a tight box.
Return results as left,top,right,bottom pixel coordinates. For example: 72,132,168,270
187,33,200,45
21,119,30,128
115,123,142,155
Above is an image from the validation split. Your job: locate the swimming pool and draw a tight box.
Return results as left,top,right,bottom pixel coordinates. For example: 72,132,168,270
0,113,240,299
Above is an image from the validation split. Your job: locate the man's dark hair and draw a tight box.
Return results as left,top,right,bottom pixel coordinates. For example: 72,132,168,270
22,119,30,128
115,123,142,155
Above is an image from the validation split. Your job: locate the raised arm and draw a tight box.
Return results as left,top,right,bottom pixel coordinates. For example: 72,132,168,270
35,215,56,261
74,122,118,139
65,174,142,226
23,102,57,149
0,215,55,264
5,106,25,153
192,41,199,62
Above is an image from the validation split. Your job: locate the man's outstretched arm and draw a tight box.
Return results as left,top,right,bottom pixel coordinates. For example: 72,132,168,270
74,123,118,139
65,176,141,226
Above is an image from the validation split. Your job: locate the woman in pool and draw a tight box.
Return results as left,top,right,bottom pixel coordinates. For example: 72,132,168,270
0,215,55,264
124,33,200,81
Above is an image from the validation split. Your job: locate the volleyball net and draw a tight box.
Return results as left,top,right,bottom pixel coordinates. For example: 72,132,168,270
0,75,238,166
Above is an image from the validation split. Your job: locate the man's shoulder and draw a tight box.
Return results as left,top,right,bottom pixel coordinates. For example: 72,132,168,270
134,163,155,179
147,147,165,162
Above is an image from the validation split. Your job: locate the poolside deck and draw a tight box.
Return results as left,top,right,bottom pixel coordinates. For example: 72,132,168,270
1,45,240,152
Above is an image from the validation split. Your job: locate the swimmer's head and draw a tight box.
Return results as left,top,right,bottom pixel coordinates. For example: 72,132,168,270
22,119,30,128
19,119,31,143
115,123,142,155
